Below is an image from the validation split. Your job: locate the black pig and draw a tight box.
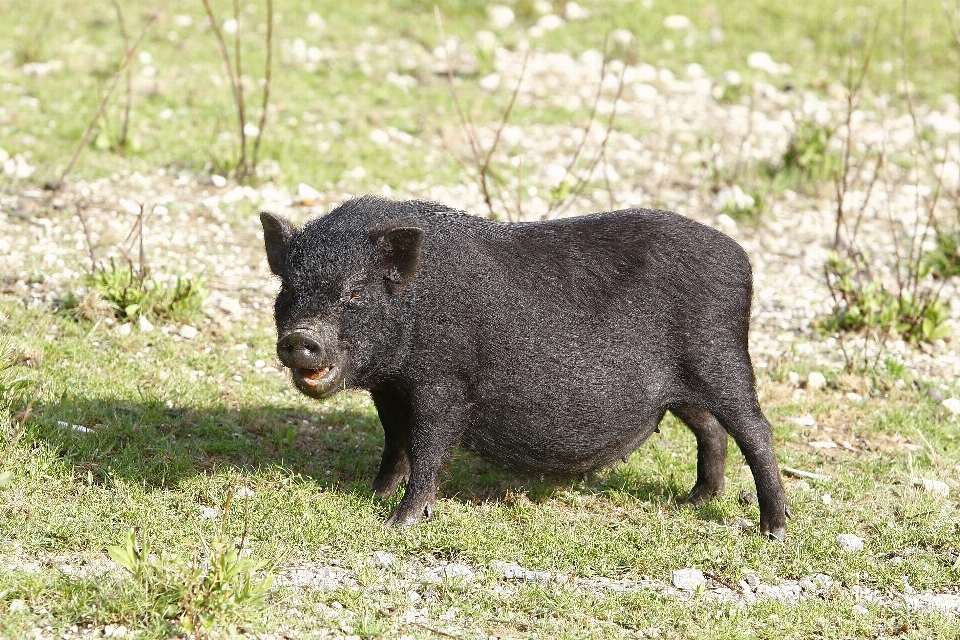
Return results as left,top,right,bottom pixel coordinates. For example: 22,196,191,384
260,197,790,539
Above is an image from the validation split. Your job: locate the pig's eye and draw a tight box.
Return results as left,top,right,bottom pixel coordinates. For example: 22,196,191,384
343,288,365,307
280,284,293,297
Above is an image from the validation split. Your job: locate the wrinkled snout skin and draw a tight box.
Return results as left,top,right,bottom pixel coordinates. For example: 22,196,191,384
260,197,790,540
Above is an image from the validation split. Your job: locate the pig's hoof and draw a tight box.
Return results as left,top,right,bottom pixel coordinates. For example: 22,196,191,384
683,483,722,506
384,510,418,528
385,501,434,527
762,527,787,542
372,473,407,498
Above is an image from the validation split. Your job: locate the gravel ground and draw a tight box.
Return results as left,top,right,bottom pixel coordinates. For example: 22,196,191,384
3,548,959,639
2,26,960,637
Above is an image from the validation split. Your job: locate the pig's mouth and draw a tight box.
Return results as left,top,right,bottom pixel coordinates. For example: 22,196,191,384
292,363,343,397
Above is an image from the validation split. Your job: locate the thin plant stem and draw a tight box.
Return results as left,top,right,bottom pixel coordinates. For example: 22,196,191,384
250,0,274,178
111,0,133,149
53,1,168,189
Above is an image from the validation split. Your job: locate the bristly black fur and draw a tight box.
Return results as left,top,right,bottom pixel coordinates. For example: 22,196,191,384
261,197,790,539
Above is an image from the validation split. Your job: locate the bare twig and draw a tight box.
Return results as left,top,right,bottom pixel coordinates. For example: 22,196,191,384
549,34,612,215
549,56,627,218
782,466,831,482
111,0,133,149
75,200,98,275
435,9,484,187
201,0,247,179
53,1,168,189
479,50,530,222
250,0,274,177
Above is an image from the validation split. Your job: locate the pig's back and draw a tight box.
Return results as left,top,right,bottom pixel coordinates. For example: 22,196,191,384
410,208,756,475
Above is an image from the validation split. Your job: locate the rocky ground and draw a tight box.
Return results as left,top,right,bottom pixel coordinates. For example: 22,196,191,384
2,23,960,639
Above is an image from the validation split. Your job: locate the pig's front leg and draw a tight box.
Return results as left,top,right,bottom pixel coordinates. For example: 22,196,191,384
385,384,469,527
370,386,411,497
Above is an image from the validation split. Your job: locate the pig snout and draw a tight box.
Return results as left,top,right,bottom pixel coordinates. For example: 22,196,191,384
277,330,344,397
277,331,326,369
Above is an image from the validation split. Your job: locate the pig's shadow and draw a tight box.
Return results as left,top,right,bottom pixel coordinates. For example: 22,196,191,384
35,394,693,514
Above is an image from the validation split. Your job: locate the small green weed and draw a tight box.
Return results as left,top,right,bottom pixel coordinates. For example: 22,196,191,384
108,525,273,637
927,228,960,278
65,262,204,323
0,339,37,491
770,120,840,188
719,186,765,223
823,252,951,344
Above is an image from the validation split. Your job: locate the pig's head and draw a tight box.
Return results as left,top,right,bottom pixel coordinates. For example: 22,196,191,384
260,210,423,399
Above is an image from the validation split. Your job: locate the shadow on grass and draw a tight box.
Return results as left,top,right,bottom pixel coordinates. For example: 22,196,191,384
29,392,697,517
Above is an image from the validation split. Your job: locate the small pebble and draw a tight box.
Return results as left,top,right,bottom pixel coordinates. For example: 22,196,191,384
178,324,199,339
672,568,706,590
943,398,960,415
836,533,864,552
806,371,827,391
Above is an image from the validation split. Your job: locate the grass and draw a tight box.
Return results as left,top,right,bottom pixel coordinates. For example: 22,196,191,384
0,0,958,192
2,0,960,637
1,297,958,637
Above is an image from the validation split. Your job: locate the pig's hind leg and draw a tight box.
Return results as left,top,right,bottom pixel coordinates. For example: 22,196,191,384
671,405,727,505
711,401,790,541
370,387,412,498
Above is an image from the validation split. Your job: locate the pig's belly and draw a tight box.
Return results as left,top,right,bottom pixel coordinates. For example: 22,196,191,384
463,402,664,476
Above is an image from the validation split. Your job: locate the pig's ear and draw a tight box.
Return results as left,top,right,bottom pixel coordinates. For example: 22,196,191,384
373,225,424,291
260,211,296,276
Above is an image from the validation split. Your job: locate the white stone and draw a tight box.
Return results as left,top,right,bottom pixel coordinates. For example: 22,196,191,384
611,28,634,46
490,560,552,582
297,182,321,204
716,185,755,212
178,324,199,339
943,398,960,415
634,83,658,100
723,70,742,86
427,563,476,584
306,12,325,30
117,323,132,336
686,63,706,79
370,129,391,145
747,51,780,74
138,316,154,333
836,534,863,552
544,163,568,187
479,73,501,92
663,15,692,30
809,440,837,449
919,478,951,497
199,506,222,520
565,2,589,20
807,371,827,391
792,414,816,427
223,18,238,35
672,568,706,590
715,213,738,232
475,30,498,51
488,5,515,29
372,550,397,567
9,599,28,613
537,14,565,31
